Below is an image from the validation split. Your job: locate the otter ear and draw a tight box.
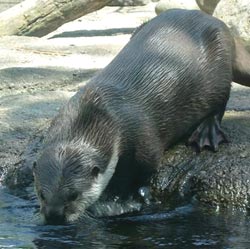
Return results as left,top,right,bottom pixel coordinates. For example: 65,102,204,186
91,166,100,178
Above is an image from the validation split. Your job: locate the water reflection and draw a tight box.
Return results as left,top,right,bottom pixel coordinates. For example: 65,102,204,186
0,187,38,248
0,186,249,249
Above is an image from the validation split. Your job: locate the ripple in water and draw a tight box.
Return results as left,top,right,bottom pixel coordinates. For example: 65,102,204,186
0,186,250,249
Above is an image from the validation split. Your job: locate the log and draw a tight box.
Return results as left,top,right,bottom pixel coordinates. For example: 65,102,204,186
0,0,113,37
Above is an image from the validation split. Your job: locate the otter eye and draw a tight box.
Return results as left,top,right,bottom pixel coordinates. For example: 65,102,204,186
91,166,100,178
68,192,78,202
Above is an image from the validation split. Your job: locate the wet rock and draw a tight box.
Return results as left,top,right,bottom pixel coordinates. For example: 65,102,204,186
3,130,46,191
196,0,220,14
214,0,250,47
0,91,73,189
155,0,199,15
152,111,250,209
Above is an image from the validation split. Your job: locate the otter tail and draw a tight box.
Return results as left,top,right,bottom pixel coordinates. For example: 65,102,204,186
232,38,250,87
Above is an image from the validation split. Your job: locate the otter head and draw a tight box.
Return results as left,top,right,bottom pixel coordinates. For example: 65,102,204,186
33,141,119,224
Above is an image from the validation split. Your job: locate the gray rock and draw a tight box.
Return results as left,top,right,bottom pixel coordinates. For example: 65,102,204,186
214,0,250,46
196,0,220,14
109,0,150,6
0,0,22,13
0,91,73,189
152,111,250,209
155,0,199,15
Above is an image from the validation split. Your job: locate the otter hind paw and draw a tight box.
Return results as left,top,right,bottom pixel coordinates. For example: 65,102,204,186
188,115,228,152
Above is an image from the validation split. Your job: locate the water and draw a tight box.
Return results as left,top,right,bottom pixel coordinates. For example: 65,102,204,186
0,187,250,249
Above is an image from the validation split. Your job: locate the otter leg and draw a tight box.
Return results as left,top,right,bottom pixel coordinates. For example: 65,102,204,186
188,114,228,152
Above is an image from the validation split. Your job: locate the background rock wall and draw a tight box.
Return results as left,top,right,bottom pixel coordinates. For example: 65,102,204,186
0,0,22,12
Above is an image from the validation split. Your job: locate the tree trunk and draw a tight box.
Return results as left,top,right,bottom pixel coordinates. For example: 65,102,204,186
0,0,113,37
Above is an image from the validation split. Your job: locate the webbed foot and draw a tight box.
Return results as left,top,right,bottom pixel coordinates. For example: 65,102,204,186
188,115,228,152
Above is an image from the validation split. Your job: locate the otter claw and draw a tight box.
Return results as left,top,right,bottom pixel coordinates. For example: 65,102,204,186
138,186,152,205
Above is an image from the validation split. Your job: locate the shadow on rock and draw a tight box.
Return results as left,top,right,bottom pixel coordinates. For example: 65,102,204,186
50,28,135,39
0,67,99,92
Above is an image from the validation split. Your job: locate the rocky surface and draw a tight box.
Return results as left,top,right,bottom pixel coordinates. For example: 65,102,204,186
153,110,250,209
155,0,199,15
196,0,220,14
214,0,250,48
0,0,22,13
109,0,150,6
0,3,250,209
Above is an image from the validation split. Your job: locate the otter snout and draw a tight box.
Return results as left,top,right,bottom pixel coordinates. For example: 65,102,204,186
42,206,66,225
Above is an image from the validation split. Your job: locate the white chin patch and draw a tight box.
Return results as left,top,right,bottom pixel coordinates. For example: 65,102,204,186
90,139,120,202
67,139,120,221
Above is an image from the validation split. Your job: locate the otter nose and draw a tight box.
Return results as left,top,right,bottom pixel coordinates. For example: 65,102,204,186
43,207,66,225
45,212,66,225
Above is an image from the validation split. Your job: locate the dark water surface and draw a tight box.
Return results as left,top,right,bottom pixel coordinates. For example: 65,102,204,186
0,186,249,249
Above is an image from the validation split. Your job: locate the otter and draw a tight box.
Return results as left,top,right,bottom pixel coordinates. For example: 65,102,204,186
33,9,250,224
